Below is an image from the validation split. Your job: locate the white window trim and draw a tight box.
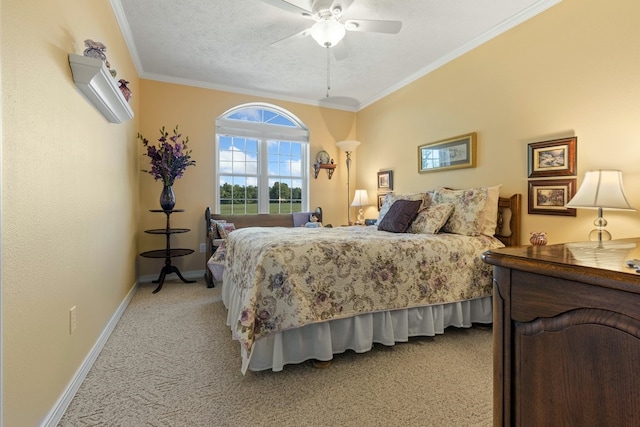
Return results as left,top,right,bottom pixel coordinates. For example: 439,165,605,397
215,104,310,214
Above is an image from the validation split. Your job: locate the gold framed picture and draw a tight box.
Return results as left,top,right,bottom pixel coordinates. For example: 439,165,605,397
418,132,477,173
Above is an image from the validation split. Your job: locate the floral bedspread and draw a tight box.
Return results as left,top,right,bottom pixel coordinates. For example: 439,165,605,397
223,226,504,353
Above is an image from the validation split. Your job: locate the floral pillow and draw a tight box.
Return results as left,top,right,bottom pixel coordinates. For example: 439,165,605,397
376,192,432,225
216,222,236,239
432,187,488,236
408,203,455,234
209,219,227,239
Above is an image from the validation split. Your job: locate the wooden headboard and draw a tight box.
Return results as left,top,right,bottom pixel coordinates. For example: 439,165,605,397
496,194,522,247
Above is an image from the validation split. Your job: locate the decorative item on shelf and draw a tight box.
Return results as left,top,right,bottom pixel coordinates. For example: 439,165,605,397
336,140,361,225
313,150,336,179
83,39,107,61
565,169,636,242
83,39,116,76
118,79,132,102
530,232,548,246
139,125,196,211
351,189,371,225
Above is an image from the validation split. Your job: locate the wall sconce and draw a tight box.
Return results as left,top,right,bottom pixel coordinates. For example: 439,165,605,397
351,189,371,225
566,169,636,241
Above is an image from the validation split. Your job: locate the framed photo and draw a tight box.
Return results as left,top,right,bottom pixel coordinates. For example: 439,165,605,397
527,137,577,178
528,179,577,216
377,193,388,211
377,170,393,190
418,132,477,173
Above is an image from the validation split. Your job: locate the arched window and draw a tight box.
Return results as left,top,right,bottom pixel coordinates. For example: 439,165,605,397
215,103,309,214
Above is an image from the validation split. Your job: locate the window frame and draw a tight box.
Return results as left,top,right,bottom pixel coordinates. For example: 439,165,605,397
215,103,310,215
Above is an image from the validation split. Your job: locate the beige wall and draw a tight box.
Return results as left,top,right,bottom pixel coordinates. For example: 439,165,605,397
137,80,356,277
4,0,640,424
356,0,640,244
2,0,139,425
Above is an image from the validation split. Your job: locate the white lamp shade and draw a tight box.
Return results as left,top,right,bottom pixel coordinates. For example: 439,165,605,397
351,189,371,207
336,140,360,152
310,19,346,47
566,170,635,210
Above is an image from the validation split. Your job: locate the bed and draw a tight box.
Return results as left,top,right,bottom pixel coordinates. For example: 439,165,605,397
204,207,323,286
214,188,521,374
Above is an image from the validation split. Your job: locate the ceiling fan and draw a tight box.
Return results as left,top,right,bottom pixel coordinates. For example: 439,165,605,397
260,0,402,49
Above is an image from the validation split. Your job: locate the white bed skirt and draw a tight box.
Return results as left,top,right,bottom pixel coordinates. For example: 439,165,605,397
220,269,492,374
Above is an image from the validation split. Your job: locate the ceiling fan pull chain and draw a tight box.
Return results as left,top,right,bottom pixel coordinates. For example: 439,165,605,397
326,45,331,98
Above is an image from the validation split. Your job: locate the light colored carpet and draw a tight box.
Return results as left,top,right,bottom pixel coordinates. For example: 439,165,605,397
59,278,493,426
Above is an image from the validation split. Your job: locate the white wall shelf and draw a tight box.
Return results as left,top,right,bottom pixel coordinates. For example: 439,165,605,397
68,54,133,124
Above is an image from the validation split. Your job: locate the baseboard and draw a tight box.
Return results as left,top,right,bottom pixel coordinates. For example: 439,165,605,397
41,281,139,427
137,269,206,284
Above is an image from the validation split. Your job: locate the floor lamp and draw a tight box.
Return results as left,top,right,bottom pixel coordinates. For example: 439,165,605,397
336,140,361,225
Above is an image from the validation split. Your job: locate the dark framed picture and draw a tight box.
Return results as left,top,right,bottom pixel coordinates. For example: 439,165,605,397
377,170,393,190
527,137,577,178
528,179,577,216
418,132,477,173
377,193,388,211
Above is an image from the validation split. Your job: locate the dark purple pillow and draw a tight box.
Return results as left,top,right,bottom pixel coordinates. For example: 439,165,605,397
377,199,422,233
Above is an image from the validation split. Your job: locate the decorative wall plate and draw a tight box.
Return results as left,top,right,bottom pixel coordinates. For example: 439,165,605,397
316,150,330,164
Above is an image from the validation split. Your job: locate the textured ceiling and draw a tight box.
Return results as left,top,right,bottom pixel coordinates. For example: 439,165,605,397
111,0,560,111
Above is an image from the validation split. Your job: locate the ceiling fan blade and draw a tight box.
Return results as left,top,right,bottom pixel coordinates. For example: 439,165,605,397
344,19,402,34
258,0,313,18
270,27,312,47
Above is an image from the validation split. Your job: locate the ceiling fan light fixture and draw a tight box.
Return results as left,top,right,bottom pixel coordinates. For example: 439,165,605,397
310,19,346,47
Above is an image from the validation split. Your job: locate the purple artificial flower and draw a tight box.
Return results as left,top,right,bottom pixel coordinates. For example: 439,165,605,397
138,125,196,186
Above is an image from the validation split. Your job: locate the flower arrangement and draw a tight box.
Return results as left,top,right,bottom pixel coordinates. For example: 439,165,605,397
138,125,196,186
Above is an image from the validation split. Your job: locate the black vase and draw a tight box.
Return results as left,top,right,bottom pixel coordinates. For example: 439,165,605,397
160,186,176,210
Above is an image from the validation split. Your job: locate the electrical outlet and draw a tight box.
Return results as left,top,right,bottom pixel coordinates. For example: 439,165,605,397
199,243,206,253
69,306,77,334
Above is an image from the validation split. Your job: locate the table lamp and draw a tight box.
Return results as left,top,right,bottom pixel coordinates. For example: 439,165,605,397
351,189,371,225
565,169,635,241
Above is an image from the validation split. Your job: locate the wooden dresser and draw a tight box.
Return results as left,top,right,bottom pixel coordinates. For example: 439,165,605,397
483,238,640,426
